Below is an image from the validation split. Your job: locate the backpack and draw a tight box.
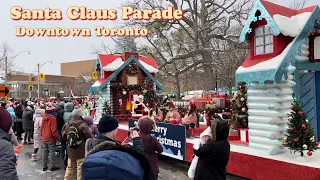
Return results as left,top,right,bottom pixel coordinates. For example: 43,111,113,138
67,122,84,148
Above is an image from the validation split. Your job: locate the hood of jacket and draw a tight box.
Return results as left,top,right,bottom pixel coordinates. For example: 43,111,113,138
42,114,55,122
215,120,229,141
35,109,45,117
85,139,155,180
82,115,93,126
64,102,74,112
0,128,10,142
138,117,156,134
55,105,64,112
25,106,33,112
7,107,15,113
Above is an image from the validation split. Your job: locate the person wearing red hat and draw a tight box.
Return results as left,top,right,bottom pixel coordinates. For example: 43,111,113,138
0,107,19,179
182,102,198,138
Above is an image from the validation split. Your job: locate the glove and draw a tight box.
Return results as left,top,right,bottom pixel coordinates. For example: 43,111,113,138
193,139,201,150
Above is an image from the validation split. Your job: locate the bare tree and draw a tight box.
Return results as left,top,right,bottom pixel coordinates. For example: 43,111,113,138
0,42,21,76
125,0,252,94
290,0,308,9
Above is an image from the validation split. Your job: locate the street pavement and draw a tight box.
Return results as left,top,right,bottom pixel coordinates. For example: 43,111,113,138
17,143,247,180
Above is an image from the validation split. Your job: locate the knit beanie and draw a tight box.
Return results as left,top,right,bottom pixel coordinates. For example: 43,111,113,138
72,108,83,118
59,101,65,107
98,115,119,133
0,107,13,133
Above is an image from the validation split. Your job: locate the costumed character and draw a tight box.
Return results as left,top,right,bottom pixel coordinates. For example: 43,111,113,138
165,103,181,124
131,95,149,115
150,105,163,122
182,102,198,138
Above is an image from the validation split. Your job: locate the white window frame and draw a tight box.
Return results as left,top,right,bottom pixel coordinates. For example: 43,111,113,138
100,70,104,79
254,26,273,55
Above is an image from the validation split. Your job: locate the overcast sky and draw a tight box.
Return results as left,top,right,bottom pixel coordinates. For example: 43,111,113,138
0,0,319,75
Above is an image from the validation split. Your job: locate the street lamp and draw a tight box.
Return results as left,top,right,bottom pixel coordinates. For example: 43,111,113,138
37,61,53,99
3,50,31,85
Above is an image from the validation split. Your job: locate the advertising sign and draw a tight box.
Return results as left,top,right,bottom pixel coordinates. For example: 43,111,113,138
129,119,186,161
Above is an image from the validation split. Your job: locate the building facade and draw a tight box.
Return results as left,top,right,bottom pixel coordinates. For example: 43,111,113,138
8,73,75,99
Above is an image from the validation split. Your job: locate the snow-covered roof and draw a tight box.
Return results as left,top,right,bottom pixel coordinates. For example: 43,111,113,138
237,42,294,73
239,0,316,42
273,12,312,37
98,54,158,73
236,1,320,85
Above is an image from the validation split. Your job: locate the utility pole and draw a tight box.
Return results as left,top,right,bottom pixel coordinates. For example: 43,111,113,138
4,56,7,85
28,74,32,98
37,63,40,99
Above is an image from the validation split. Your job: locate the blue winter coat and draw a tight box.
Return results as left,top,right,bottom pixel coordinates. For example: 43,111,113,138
82,138,155,180
7,107,16,127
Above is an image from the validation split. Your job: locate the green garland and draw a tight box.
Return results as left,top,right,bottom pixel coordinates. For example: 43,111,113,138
111,83,144,92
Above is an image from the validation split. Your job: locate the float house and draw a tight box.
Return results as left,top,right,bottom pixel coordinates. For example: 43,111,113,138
89,52,162,122
226,0,320,179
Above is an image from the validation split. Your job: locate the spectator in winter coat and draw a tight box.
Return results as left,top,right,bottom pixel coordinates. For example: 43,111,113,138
22,105,34,144
41,110,60,171
63,102,74,123
62,109,92,180
7,106,16,127
0,107,19,180
194,120,230,180
82,115,99,137
55,101,66,158
14,104,23,140
137,116,163,179
32,107,46,161
82,115,155,180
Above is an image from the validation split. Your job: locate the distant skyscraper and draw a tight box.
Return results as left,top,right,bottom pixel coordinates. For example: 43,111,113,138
115,36,137,53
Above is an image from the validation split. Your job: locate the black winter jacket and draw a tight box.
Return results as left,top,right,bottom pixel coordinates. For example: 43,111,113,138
0,129,18,180
55,105,65,130
194,121,230,180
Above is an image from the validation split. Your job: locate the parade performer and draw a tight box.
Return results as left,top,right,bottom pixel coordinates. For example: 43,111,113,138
131,95,149,115
182,102,198,138
150,105,163,121
164,103,181,124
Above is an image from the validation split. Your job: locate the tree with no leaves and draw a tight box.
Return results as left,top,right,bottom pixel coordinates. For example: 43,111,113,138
125,0,252,96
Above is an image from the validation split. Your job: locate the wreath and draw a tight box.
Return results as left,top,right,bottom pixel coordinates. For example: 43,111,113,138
127,62,139,75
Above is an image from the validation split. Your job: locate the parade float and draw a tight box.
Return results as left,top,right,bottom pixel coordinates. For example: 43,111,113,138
89,1,320,179
229,0,320,179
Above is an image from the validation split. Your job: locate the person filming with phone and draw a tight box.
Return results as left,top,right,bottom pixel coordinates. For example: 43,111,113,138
82,115,155,180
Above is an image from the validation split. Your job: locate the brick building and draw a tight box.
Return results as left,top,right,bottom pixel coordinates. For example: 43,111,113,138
8,73,75,99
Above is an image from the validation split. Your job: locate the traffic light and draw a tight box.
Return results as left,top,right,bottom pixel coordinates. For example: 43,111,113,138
91,72,97,80
28,86,33,91
39,73,45,80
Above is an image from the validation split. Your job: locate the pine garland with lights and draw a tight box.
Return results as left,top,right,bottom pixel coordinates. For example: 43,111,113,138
231,82,248,129
283,100,319,156
111,83,144,93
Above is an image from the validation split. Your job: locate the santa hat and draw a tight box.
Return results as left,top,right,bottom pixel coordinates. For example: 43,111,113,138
200,127,211,138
